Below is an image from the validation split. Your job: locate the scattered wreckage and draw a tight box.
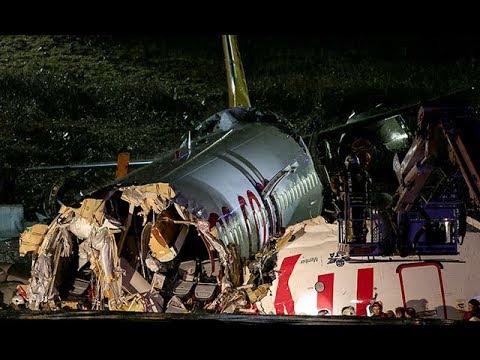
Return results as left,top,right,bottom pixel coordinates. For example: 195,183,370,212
12,96,323,313
16,181,292,314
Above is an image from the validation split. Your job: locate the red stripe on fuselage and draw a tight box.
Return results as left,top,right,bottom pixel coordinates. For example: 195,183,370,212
356,268,374,316
274,254,301,315
317,273,334,314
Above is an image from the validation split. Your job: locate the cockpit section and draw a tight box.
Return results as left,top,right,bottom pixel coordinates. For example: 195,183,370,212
178,106,297,151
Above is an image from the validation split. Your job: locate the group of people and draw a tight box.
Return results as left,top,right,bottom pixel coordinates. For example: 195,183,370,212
318,298,480,320
368,301,416,319
318,302,416,318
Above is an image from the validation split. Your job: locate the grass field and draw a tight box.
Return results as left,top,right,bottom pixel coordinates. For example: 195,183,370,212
0,34,478,219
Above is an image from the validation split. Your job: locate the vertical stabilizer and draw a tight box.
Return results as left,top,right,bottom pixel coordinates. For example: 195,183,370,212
222,35,251,108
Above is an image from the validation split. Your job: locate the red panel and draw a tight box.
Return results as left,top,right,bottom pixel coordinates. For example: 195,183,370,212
317,273,334,314
356,267,374,316
274,254,301,315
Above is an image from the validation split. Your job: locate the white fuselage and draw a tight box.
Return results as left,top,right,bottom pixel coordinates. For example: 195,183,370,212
258,216,480,320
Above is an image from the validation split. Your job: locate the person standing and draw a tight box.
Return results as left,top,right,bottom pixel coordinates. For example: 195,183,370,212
395,306,406,318
343,154,372,243
370,301,386,318
463,298,480,321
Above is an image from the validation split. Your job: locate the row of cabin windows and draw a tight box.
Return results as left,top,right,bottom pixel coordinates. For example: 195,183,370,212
217,172,319,248
275,172,319,211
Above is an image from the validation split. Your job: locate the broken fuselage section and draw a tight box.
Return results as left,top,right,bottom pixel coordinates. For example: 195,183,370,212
20,107,323,313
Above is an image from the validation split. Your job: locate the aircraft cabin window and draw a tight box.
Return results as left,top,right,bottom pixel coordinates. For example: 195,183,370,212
263,208,269,221
301,179,308,195
245,216,253,234
233,228,241,245
279,193,286,210
252,213,260,233
294,184,300,201
286,189,293,207
309,175,316,189
228,230,236,245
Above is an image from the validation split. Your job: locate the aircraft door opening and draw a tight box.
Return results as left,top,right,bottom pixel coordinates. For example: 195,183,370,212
396,262,447,319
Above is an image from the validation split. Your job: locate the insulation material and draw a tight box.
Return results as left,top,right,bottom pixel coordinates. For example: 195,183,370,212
69,216,93,240
120,293,146,312
120,183,175,221
215,287,249,314
135,183,176,201
21,181,255,314
88,229,123,309
19,224,49,256
28,253,54,308
37,210,71,255
27,221,67,309
246,283,270,303
60,300,83,310
148,209,181,262
23,182,178,311
149,227,177,262
73,198,106,226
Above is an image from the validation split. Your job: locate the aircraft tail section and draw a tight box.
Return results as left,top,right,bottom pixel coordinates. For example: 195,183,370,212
222,35,251,108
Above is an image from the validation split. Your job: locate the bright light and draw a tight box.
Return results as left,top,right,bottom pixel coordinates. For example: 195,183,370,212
295,290,320,316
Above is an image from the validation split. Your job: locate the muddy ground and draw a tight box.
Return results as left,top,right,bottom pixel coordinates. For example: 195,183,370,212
1,34,479,222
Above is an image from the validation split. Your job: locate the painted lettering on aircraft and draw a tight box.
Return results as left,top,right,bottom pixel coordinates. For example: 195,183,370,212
300,257,318,264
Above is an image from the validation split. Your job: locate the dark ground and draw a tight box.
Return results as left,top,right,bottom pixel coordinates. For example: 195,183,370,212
1,34,480,220
0,310,478,351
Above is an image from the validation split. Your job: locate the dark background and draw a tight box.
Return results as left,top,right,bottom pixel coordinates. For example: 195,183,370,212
0,34,479,219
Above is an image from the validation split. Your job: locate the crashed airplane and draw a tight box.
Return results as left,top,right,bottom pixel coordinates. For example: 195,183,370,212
14,36,323,314
18,104,323,313
10,36,480,320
